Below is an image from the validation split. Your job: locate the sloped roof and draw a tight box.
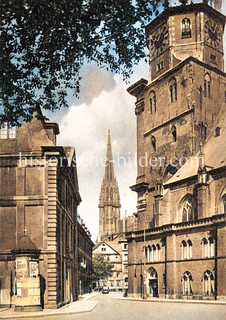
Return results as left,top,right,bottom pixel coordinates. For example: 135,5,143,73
12,235,40,254
165,104,226,185
93,241,120,255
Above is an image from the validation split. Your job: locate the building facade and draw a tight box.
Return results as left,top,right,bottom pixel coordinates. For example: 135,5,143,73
77,215,94,295
0,108,93,309
127,2,226,300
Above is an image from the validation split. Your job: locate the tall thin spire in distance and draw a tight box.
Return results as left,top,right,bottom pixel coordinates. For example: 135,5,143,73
105,129,114,181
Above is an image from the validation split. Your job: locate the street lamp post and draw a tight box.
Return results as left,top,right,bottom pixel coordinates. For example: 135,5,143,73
143,203,147,299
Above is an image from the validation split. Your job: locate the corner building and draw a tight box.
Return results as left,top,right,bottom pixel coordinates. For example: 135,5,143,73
127,2,226,300
0,108,93,309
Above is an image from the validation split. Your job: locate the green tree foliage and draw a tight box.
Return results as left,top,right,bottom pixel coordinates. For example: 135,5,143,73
1,0,161,125
92,254,114,286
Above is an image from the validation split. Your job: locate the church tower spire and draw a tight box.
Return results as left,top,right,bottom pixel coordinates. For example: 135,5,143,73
105,130,114,181
98,130,121,241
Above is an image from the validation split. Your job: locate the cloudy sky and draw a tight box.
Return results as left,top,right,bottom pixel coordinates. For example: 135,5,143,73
45,0,226,242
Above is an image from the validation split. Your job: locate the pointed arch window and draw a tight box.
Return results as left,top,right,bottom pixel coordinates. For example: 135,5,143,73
202,270,214,296
182,271,193,295
181,18,191,38
179,194,196,223
222,194,226,213
156,244,161,262
151,136,156,152
149,91,156,114
169,77,177,102
182,201,193,222
171,125,177,142
181,240,192,259
201,237,215,258
204,73,211,98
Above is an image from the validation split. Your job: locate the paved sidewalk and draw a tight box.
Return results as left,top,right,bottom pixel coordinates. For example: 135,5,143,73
112,295,226,305
0,292,100,319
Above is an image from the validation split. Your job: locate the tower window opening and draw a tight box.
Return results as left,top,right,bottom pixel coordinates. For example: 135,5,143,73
181,18,191,38
215,127,221,137
171,125,177,142
204,73,211,98
210,54,216,64
151,136,156,152
156,61,164,72
149,91,156,114
169,77,177,102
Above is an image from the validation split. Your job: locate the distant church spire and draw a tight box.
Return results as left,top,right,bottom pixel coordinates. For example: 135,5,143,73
105,130,114,181
98,130,121,241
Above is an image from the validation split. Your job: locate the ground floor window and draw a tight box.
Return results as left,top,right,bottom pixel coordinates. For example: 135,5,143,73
182,271,192,295
203,270,214,295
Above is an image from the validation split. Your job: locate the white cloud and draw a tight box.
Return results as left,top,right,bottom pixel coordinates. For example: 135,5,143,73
56,62,148,241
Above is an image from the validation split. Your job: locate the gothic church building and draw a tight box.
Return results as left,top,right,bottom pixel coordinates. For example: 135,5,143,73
127,2,226,300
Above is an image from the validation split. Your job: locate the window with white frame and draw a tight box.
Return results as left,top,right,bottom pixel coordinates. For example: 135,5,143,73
0,124,16,139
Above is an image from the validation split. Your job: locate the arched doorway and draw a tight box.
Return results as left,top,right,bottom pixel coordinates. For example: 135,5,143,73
147,267,158,297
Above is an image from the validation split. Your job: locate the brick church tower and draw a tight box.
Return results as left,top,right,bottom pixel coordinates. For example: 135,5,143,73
128,1,226,230
126,1,226,300
98,130,121,241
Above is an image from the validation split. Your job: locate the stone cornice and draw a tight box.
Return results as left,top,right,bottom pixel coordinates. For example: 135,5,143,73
126,213,226,241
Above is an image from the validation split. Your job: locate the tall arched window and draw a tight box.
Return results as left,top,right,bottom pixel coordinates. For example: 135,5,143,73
171,125,177,142
181,240,187,260
156,244,161,262
169,77,177,102
152,245,156,262
187,240,192,259
151,136,156,152
203,270,214,296
204,73,211,98
182,271,193,295
201,237,215,258
178,194,196,223
201,238,208,258
149,91,156,114
181,240,192,259
182,200,193,222
222,194,226,213
181,18,191,38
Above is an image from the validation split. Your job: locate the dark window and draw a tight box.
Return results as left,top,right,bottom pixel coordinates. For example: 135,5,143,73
156,61,164,72
149,91,156,114
169,77,177,102
181,18,191,38
171,125,177,142
151,136,156,152
204,73,211,98
210,54,216,64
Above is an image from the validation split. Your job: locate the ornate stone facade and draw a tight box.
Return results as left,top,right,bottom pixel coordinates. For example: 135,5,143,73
127,2,226,300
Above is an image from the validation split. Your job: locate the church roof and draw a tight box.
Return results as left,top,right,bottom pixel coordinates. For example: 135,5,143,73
165,104,226,185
